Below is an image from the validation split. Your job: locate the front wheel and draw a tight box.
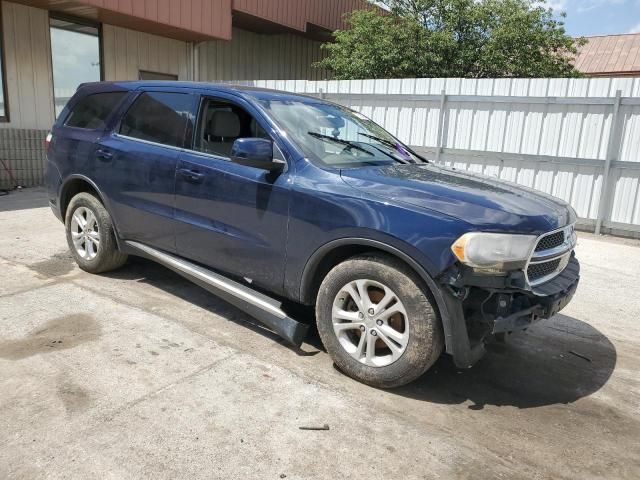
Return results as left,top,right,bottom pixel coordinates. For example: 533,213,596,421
316,254,443,388
65,192,128,274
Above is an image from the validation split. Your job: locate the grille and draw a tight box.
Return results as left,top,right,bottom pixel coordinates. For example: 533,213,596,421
527,258,561,281
535,231,565,252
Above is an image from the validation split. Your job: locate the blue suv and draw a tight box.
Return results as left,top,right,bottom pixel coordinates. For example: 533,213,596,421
46,81,580,388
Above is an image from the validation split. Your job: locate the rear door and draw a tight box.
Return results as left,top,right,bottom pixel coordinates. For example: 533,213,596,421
174,93,292,293
95,89,197,252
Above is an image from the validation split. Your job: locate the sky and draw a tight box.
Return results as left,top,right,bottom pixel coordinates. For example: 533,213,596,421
542,0,640,36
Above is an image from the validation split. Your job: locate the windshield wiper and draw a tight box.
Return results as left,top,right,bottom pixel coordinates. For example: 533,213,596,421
307,132,372,155
357,133,427,164
357,132,398,148
308,132,410,165
365,143,412,164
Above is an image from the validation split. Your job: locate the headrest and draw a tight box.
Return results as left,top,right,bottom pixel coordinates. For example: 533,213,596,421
210,110,241,138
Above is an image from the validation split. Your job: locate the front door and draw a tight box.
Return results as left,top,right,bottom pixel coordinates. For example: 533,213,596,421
174,94,292,294
96,90,197,252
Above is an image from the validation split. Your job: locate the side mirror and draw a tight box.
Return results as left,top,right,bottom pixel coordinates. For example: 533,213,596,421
230,138,284,171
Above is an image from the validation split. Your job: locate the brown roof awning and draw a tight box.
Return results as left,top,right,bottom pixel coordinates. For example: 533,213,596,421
11,0,375,42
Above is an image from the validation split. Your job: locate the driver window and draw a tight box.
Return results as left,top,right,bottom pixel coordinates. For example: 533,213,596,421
194,98,271,158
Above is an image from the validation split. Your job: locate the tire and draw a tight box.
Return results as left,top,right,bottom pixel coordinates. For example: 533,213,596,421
316,253,443,389
65,192,128,274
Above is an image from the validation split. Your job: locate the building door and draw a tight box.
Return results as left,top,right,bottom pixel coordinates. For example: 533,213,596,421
139,70,178,81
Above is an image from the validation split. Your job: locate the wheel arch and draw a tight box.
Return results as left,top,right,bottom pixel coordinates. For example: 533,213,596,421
59,175,122,248
59,175,107,221
300,238,446,314
300,237,471,362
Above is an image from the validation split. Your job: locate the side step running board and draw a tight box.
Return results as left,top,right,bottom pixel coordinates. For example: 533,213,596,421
124,241,309,347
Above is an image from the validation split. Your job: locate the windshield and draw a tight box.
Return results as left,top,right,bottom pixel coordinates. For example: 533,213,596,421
256,99,424,168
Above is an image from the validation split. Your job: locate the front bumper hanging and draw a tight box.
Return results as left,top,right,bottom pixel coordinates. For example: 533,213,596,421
438,254,580,368
493,256,580,333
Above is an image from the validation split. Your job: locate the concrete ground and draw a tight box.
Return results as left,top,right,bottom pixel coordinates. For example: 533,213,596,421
1,187,639,480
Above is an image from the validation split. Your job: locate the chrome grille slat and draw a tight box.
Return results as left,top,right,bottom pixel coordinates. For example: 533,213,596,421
525,224,576,287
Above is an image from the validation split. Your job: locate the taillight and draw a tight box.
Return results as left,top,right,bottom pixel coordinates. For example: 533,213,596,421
45,132,53,152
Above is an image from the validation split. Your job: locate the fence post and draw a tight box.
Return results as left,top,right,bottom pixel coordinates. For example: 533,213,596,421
595,90,623,235
435,89,447,163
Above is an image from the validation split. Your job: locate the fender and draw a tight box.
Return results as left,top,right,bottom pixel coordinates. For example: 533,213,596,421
299,237,484,367
59,174,124,249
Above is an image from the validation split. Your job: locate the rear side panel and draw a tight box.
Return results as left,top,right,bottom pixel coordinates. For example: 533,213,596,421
46,85,132,220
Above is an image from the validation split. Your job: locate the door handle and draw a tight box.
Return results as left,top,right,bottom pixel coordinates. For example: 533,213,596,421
178,168,204,183
96,148,113,162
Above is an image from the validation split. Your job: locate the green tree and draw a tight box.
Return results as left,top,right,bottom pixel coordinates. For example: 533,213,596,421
316,0,585,79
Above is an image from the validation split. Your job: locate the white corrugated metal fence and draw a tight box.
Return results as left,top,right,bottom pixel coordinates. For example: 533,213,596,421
236,77,640,237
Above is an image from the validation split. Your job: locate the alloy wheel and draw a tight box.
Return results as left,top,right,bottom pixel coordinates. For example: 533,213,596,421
70,206,100,260
332,279,409,367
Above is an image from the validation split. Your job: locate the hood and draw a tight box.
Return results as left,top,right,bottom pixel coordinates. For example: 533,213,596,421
340,163,575,234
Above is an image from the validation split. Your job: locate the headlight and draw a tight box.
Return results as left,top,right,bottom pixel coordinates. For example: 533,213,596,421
451,232,537,272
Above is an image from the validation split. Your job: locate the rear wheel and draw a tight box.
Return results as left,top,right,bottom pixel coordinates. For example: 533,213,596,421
316,254,443,388
65,192,127,273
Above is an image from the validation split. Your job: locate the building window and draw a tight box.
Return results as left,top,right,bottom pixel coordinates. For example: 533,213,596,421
0,4,8,122
50,16,102,117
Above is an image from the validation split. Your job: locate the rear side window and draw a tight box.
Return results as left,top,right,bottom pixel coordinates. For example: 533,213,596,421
65,92,127,130
119,92,194,148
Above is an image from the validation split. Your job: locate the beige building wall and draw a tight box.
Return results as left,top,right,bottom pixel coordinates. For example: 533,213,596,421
0,1,55,130
101,25,329,83
198,27,329,81
102,25,192,82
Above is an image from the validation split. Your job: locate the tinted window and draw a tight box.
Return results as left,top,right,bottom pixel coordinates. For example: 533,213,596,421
119,92,194,148
65,92,127,129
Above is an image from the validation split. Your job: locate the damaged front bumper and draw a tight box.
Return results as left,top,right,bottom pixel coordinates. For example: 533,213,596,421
492,257,579,334
437,254,580,368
